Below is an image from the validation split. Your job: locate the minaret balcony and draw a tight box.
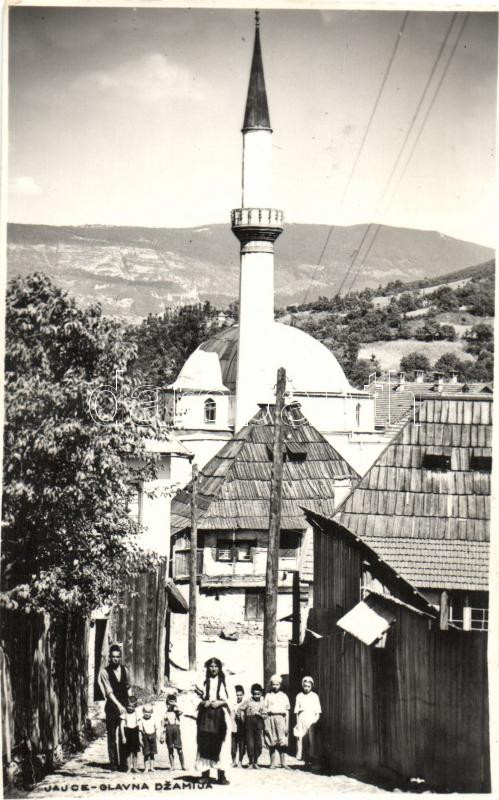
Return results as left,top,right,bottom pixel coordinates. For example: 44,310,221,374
231,208,284,247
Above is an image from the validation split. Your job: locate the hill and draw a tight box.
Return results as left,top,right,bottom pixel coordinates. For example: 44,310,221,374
7,222,493,322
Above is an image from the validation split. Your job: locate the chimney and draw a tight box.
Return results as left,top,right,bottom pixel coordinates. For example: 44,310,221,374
433,372,444,392
415,370,425,384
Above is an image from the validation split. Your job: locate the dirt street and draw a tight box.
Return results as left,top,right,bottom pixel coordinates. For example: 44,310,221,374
23,700,388,800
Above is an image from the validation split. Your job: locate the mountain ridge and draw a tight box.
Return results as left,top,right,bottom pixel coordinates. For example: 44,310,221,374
7,222,493,322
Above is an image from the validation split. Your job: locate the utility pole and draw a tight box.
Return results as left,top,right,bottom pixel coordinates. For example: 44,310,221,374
189,463,198,670
264,367,286,688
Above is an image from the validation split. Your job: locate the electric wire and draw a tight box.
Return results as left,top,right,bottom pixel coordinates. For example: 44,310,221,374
301,11,410,306
343,12,460,296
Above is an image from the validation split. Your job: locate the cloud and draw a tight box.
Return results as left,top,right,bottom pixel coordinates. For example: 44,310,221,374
9,176,42,196
77,53,204,104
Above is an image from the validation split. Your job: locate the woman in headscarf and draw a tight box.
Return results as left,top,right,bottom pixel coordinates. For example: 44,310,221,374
195,658,231,784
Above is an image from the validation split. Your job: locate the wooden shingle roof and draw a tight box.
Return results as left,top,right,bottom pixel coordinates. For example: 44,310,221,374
372,381,493,429
330,396,492,591
170,404,359,535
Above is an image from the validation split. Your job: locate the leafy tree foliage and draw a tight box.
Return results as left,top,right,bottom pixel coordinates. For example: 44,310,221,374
399,352,431,377
2,274,161,616
127,303,213,386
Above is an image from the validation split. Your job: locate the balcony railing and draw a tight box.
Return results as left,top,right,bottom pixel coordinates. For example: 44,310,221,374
173,549,203,579
231,208,284,228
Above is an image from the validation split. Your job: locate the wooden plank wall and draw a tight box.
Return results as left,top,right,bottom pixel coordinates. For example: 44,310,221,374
110,560,168,693
291,605,490,792
1,610,89,781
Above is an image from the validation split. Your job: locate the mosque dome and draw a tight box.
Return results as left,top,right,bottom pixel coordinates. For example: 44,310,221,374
171,322,353,394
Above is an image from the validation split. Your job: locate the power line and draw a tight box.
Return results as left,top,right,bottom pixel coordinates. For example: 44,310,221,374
344,12,460,296
384,13,470,214
301,11,410,306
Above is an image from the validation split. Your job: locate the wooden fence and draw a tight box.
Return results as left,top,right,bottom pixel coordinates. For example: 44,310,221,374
290,604,490,792
109,559,169,693
1,610,88,782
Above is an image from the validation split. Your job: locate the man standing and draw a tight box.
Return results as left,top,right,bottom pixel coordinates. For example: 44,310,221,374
98,645,131,770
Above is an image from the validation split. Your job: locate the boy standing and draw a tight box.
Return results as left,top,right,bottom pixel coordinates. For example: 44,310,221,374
264,674,290,769
231,685,246,768
139,704,158,773
241,683,266,769
120,695,140,773
160,694,186,770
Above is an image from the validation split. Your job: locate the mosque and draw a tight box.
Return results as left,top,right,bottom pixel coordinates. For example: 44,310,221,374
165,12,389,478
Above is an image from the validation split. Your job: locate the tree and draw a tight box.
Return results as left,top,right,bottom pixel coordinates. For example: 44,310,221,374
127,303,212,386
347,357,381,390
2,273,160,616
440,324,456,342
399,352,431,377
433,353,464,377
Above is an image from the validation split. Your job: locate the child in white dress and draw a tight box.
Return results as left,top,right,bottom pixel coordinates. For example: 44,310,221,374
294,676,321,769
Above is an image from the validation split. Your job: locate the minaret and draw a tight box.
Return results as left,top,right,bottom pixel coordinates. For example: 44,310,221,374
232,11,283,431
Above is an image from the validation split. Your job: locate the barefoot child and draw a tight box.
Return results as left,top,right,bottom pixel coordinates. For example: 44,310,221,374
160,694,186,770
294,676,321,769
120,696,140,773
139,704,158,773
231,685,246,768
241,683,266,769
264,674,290,769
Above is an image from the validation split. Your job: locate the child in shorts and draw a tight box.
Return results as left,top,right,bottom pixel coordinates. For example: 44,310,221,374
160,694,185,770
139,704,158,773
120,695,140,773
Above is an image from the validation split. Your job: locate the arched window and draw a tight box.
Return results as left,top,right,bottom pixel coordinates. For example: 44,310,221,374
204,397,216,424
356,402,361,428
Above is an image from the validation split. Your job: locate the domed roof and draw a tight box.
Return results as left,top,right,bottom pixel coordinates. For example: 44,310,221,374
173,322,353,394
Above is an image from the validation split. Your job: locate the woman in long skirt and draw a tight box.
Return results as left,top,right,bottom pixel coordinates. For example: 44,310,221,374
195,658,232,785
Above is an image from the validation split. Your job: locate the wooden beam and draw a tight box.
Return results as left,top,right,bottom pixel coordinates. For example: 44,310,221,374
440,590,449,630
292,570,300,644
189,464,198,670
264,367,286,688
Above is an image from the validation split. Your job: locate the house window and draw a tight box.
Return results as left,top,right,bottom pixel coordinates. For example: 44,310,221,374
356,402,361,427
204,398,216,424
245,590,265,620
470,608,488,631
216,539,256,562
216,540,233,562
279,530,300,559
422,453,451,471
470,455,492,472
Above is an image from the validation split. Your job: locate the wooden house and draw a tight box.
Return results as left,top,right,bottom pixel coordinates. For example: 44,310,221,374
289,394,491,791
290,506,490,792
170,403,359,642
331,394,492,628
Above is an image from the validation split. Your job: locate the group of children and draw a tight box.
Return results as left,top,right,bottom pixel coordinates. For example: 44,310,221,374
231,674,321,770
119,693,185,773
119,673,321,774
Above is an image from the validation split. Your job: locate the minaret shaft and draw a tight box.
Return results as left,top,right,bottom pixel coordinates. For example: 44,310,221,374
242,130,272,208
232,13,283,431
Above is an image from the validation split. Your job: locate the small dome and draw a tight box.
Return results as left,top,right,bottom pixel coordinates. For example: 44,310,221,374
173,323,353,394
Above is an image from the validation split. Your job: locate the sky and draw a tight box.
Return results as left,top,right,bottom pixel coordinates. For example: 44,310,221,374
7,6,498,247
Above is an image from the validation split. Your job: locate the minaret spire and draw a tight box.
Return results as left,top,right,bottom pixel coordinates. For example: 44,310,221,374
231,11,284,431
243,11,271,132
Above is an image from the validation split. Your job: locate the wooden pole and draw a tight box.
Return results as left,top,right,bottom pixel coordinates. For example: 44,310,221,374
264,367,286,689
292,570,300,645
189,464,198,670
440,589,449,630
